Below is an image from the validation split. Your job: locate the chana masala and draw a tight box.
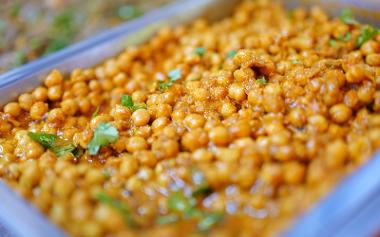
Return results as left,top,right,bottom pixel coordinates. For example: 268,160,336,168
1,1,380,236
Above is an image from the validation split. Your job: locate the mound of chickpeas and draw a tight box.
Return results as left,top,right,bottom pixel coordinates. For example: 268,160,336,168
1,1,380,236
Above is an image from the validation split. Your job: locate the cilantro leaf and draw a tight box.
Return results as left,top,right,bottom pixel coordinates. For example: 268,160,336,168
88,122,119,155
168,69,182,82
197,212,224,232
226,49,237,59
168,191,195,213
338,32,351,42
256,76,268,85
340,8,358,25
158,69,182,91
357,26,379,48
291,59,300,65
96,192,135,226
28,132,57,148
51,144,78,157
159,81,173,91
28,132,79,157
121,95,147,112
156,214,179,225
192,185,213,198
195,47,206,57
92,106,100,118
329,39,337,47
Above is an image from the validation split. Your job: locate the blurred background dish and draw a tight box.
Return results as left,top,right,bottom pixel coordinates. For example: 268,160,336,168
0,0,172,73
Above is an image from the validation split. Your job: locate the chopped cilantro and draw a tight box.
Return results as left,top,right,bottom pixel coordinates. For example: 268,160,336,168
357,26,379,48
191,167,213,198
168,191,196,213
198,212,224,232
118,5,143,20
159,69,182,91
291,59,300,65
338,32,351,42
88,122,119,155
163,190,224,231
92,106,100,118
226,49,237,59
256,76,268,85
329,39,337,47
168,69,182,81
28,132,80,157
96,192,134,226
192,185,213,198
121,95,146,112
340,8,358,25
159,81,173,91
195,47,206,57
156,214,179,225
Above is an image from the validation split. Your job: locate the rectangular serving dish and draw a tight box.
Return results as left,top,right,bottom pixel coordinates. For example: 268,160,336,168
0,0,380,236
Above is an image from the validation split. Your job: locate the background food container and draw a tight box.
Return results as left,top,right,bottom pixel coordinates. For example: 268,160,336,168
0,0,380,236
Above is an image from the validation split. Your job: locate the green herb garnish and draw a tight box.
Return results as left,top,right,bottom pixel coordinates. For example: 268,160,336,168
159,69,182,91
96,192,134,226
191,167,213,198
92,106,100,118
256,76,268,85
338,32,351,42
159,190,224,231
192,185,213,198
329,39,338,47
198,212,224,232
168,69,182,81
156,214,179,225
28,132,80,157
118,5,143,20
195,47,206,57
226,49,237,59
340,8,358,25
357,26,379,48
88,122,119,155
168,191,196,213
291,59,300,65
121,95,146,112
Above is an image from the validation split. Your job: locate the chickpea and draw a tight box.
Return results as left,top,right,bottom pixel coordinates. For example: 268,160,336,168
4,102,21,117
30,102,48,120
184,113,205,129
61,99,78,116
283,162,305,185
260,163,282,186
308,114,328,132
228,83,246,101
18,93,35,111
209,126,230,146
45,70,63,87
127,136,148,153
48,85,63,101
220,102,237,118
192,148,213,163
119,156,138,178
132,109,150,126
32,87,49,102
329,104,352,124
